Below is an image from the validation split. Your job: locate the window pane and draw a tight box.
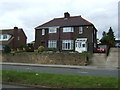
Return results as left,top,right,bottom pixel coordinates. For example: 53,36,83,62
3,35,7,39
48,40,57,48
42,29,45,35
79,27,83,34
82,44,85,47
49,27,57,33
62,40,73,50
63,27,74,32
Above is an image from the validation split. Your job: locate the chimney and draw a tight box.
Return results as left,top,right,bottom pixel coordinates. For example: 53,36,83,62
64,12,70,18
14,27,18,29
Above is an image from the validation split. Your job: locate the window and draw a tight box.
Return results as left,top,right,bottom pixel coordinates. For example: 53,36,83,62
17,36,20,40
48,40,57,48
94,43,96,48
78,42,81,48
82,44,86,47
49,27,57,33
79,27,83,34
63,27,74,32
3,35,7,39
0,34,1,40
42,29,45,35
62,40,73,50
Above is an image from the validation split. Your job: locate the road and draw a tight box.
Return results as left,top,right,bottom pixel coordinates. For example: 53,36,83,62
1,64,119,78
2,84,45,90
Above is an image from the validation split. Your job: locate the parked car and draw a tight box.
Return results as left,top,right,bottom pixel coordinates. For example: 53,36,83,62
97,47,106,53
115,43,120,48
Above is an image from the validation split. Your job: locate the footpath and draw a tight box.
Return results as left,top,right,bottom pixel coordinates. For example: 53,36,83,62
1,62,118,70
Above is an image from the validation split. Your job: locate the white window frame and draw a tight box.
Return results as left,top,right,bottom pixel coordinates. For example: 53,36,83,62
62,40,73,50
49,27,57,33
0,34,2,40
0,34,11,41
17,36,20,40
79,27,83,34
48,40,57,48
3,34,7,39
63,27,74,32
42,29,45,35
94,43,96,48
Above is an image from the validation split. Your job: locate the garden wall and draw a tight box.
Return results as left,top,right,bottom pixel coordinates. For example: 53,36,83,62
1,53,87,66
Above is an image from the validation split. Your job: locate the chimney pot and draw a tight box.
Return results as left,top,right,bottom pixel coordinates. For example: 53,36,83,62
14,27,18,29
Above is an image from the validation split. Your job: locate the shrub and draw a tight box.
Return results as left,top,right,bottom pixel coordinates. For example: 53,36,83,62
25,44,34,52
82,51,91,61
38,46,45,53
4,45,11,53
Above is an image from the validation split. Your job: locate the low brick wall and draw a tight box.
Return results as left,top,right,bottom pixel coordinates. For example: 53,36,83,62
1,53,87,66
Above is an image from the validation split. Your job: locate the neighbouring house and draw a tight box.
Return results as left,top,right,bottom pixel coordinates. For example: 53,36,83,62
35,12,97,53
0,27,27,50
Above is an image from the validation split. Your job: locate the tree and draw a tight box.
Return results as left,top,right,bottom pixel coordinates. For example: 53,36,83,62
100,31,109,44
107,27,115,47
100,27,115,47
4,45,11,53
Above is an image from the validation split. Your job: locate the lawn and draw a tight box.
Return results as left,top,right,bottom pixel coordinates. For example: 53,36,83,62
2,70,119,88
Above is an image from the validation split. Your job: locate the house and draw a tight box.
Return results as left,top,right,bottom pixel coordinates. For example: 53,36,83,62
35,12,97,53
0,27,27,50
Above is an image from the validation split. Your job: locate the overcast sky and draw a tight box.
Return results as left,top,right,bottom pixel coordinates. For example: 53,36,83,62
0,0,119,43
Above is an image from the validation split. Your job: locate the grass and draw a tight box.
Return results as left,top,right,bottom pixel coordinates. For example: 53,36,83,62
2,70,119,88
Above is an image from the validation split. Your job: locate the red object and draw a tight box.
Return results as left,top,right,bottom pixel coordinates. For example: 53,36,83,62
97,49,105,53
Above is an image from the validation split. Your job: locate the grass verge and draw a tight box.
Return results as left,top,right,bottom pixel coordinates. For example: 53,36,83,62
2,70,119,88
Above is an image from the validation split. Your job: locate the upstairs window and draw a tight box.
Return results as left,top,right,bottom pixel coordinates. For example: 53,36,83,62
79,27,83,34
49,27,57,33
63,27,74,32
42,29,45,35
3,34,7,39
17,36,20,40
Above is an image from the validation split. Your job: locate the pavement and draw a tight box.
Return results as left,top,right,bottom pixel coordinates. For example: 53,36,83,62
1,62,119,70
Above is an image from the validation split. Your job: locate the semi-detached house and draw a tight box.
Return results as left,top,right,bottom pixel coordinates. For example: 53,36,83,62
35,12,97,53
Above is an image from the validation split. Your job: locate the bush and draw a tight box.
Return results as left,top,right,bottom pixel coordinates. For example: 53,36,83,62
4,45,11,53
82,51,91,61
25,44,34,52
38,46,45,53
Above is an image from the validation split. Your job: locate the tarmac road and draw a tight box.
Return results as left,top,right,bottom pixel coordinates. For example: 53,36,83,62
1,63,119,78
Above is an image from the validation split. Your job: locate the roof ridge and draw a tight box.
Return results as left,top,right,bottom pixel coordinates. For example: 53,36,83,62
54,15,81,19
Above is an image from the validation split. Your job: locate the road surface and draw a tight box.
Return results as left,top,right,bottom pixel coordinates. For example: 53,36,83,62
2,84,46,89
1,64,119,78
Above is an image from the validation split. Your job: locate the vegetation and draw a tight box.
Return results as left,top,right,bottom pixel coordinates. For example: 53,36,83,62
38,46,45,53
4,45,11,53
2,70,119,88
25,43,34,52
100,27,115,47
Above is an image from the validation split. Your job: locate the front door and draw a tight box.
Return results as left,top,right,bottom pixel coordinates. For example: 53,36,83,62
75,38,87,53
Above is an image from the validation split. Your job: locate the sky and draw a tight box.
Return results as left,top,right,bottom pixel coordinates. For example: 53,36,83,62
0,0,119,43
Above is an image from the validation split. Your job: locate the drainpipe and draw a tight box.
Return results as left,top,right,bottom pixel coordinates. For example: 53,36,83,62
58,28,61,52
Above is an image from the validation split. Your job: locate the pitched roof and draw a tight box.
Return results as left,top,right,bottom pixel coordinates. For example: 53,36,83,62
35,15,93,29
0,27,27,39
